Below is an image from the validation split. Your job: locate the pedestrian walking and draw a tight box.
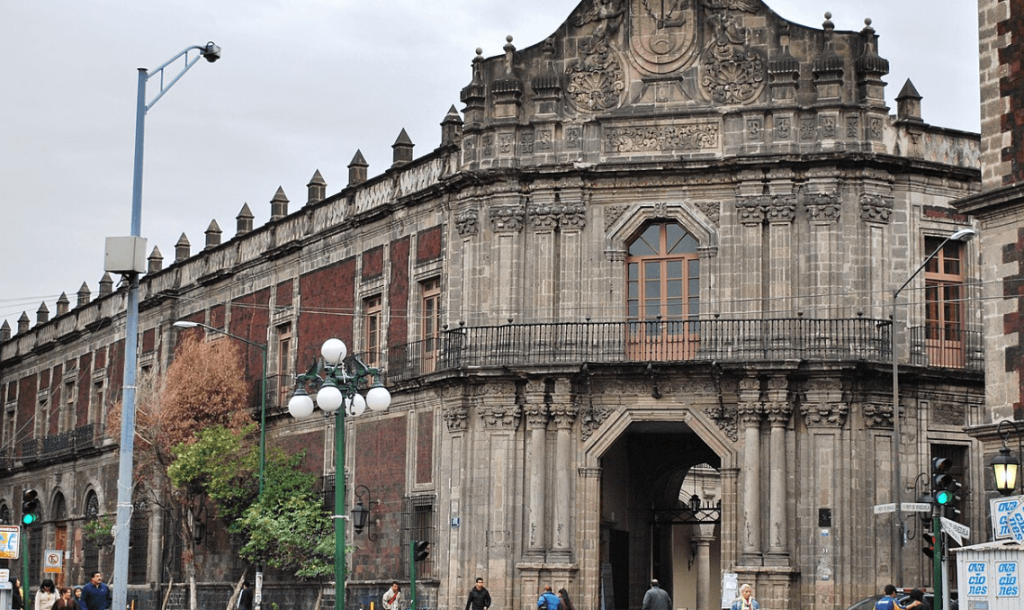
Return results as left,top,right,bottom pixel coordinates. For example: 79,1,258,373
874,585,903,610
35,580,57,610
383,582,403,610
465,578,491,610
730,584,759,610
557,589,576,610
54,588,77,610
642,580,672,610
80,573,111,610
237,581,253,610
537,586,560,610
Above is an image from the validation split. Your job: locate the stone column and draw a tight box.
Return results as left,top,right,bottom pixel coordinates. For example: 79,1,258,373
765,376,792,565
694,523,717,610
578,466,602,610
524,380,549,558
440,385,471,609
737,375,763,563
550,380,578,561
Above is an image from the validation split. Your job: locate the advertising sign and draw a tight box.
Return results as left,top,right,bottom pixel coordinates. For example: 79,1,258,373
0,527,20,560
990,496,1022,540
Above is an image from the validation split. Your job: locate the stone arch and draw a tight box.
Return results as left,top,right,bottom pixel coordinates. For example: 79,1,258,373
51,491,67,521
0,502,9,525
604,202,719,261
583,403,735,466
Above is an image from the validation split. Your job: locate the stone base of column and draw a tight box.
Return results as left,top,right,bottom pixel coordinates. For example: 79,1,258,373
738,553,764,567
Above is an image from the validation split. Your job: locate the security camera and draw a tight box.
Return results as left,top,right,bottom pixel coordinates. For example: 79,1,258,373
202,42,222,63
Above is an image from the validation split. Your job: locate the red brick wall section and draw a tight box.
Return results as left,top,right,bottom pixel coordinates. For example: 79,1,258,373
230,289,271,394
210,304,226,329
18,376,36,450
362,246,384,280
1002,227,1024,418
277,430,325,474
352,414,408,579
76,354,92,428
998,0,1024,184
277,279,293,308
142,328,156,354
416,410,433,485
416,226,443,263
922,206,970,223
389,238,410,347
298,258,356,368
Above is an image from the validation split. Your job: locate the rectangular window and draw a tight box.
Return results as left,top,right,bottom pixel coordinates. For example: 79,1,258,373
277,324,292,409
924,236,967,367
62,380,75,433
421,278,441,374
364,295,382,367
36,397,48,440
409,502,435,580
90,381,104,427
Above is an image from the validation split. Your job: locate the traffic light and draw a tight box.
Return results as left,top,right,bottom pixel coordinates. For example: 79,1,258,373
916,492,934,525
923,531,936,558
413,540,429,562
21,489,39,525
945,479,963,520
932,457,955,505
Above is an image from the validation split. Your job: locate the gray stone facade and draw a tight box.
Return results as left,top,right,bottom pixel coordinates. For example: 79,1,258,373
0,2,988,610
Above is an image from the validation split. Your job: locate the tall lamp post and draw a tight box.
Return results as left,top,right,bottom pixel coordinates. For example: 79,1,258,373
288,338,392,610
890,226,976,584
110,42,221,610
172,320,267,608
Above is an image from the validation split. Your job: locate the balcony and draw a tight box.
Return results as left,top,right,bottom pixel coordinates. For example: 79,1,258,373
18,424,99,466
386,318,983,383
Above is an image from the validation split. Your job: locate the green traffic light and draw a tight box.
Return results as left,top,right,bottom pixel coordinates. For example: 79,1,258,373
22,512,37,525
935,490,952,505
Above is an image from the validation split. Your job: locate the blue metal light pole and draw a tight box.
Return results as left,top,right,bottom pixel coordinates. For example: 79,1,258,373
111,42,220,610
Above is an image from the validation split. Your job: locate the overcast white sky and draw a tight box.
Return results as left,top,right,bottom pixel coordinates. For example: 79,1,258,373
0,0,980,332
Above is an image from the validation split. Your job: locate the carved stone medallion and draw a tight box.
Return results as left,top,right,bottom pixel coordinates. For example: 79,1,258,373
699,12,766,104
629,0,699,74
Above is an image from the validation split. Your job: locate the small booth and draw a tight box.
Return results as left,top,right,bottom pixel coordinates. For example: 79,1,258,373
953,539,1023,610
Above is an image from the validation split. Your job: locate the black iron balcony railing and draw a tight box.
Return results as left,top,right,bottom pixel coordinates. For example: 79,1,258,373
18,424,98,466
386,317,910,382
910,325,984,371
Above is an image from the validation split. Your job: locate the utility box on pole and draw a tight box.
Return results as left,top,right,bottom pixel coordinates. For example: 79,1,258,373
953,540,1023,610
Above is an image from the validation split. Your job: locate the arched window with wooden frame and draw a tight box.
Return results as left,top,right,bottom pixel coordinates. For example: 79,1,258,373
626,221,701,360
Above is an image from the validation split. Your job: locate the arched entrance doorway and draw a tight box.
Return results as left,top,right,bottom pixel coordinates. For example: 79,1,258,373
598,421,722,610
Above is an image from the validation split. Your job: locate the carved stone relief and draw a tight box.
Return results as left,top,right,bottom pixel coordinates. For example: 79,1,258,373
567,1,627,112
699,10,766,104
457,209,480,237
932,401,966,427
605,204,629,230
628,0,698,74
804,192,842,223
530,203,588,231
581,404,613,440
860,193,894,223
489,205,526,233
736,195,796,225
695,201,721,226
605,121,720,153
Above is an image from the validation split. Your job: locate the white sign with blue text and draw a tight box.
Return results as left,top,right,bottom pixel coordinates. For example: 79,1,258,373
990,496,1023,540
996,561,1019,598
965,560,989,598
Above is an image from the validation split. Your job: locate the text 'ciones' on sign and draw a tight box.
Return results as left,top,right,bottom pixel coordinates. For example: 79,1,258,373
997,562,1020,598
966,561,989,598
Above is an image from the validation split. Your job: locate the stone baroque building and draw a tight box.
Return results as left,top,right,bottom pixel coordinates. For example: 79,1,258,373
0,2,988,610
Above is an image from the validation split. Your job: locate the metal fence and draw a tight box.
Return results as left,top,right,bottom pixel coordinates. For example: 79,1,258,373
387,318,895,382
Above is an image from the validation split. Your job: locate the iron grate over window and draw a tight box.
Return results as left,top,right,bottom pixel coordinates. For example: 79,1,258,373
406,501,435,580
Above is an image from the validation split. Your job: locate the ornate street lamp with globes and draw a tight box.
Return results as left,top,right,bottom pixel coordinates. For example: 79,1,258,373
288,338,391,610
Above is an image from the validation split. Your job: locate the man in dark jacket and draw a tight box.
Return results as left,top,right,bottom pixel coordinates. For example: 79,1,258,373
465,578,491,610
642,580,672,610
238,581,254,610
80,572,111,610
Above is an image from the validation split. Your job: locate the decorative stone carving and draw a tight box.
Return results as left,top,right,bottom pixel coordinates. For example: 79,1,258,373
605,204,628,230
862,402,894,428
457,209,480,237
747,117,763,139
551,402,579,429
805,192,842,222
695,201,721,226
566,126,583,149
766,403,792,426
489,205,526,233
736,195,796,225
820,115,836,139
479,404,522,429
443,405,470,432
869,117,884,139
529,203,588,231
628,0,698,74
567,3,626,113
801,378,849,427
776,116,792,139
605,122,720,153
737,402,763,425
860,193,894,223
704,403,739,441
524,403,550,429
699,11,766,104
846,116,860,138
800,118,816,140
581,404,613,440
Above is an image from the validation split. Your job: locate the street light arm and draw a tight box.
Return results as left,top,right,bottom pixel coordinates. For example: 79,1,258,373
894,228,977,300
172,320,267,352
144,43,221,111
